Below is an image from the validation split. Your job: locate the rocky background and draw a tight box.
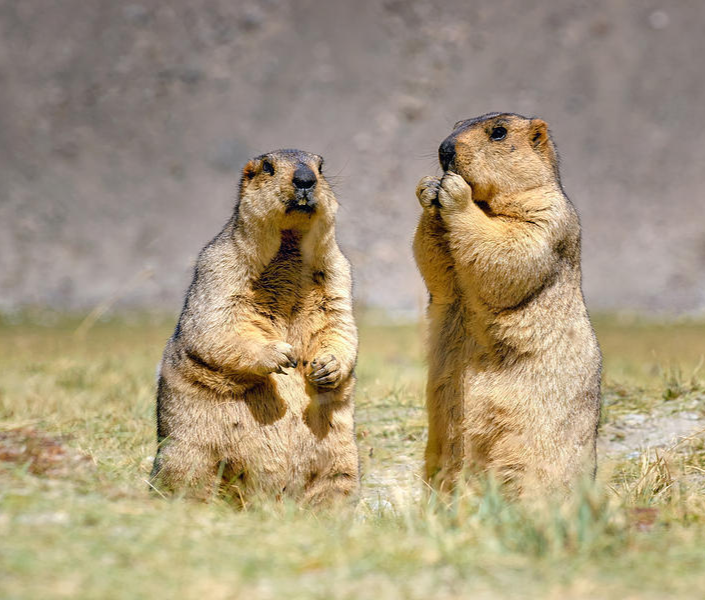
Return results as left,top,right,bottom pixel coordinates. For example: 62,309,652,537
2,0,704,316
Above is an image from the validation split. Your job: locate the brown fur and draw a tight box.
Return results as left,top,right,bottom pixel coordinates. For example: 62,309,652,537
150,149,359,507
414,114,601,496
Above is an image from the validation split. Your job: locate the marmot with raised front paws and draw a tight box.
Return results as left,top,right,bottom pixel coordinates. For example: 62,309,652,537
414,113,601,496
150,149,359,506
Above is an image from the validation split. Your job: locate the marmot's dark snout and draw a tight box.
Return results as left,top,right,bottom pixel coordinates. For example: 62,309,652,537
293,164,317,190
289,164,318,213
439,136,456,172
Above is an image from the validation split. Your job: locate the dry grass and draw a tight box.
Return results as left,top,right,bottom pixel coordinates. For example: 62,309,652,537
1,312,704,599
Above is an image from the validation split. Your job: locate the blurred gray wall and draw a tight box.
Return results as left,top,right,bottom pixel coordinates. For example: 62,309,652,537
2,0,704,315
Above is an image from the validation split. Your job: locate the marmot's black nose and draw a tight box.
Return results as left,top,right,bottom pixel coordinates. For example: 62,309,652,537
293,165,317,189
439,137,456,172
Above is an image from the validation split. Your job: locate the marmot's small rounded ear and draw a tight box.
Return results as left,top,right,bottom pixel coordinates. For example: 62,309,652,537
242,160,257,180
239,160,257,197
529,119,549,148
529,119,557,167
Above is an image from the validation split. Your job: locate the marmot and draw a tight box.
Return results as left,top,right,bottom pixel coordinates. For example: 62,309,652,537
150,149,359,506
414,113,601,495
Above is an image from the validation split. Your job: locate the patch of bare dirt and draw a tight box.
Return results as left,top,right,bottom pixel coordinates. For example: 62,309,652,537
599,406,704,461
0,427,93,477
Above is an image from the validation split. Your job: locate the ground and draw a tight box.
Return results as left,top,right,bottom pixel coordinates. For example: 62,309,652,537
1,313,704,599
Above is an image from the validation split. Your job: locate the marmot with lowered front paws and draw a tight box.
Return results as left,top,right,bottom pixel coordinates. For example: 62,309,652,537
414,113,601,496
150,149,359,506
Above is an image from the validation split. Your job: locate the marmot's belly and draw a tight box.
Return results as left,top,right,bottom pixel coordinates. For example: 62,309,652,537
462,361,598,468
215,371,341,493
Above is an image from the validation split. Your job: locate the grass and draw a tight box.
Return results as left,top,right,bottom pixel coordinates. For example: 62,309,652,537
1,311,704,599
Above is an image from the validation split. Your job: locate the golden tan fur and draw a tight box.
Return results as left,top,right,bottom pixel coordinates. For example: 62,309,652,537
150,149,359,506
414,113,601,496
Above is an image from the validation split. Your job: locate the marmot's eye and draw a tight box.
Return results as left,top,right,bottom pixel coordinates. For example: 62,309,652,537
490,126,507,141
262,160,274,175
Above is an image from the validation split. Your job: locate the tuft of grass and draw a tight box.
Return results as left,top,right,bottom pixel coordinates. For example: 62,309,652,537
0,312,704,599
661,363,703,402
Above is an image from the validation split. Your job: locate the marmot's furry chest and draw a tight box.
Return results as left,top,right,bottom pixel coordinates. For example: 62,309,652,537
250,231,325,325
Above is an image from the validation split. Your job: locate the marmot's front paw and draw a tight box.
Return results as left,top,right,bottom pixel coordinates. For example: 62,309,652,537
307,354,342,388
438,172,472,211
257,341,297,375
416,176,442,210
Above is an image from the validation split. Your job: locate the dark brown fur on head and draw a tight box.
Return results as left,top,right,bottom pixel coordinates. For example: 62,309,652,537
441,113,560,202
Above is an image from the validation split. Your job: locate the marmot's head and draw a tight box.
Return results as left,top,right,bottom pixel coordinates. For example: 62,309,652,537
237,149,336,229
438,113,560,201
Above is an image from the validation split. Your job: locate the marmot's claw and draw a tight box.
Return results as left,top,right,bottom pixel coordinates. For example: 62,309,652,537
262,341,298,375
307,354,342,388
438,172,471,210
416,176,442,210
310,372,341,387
